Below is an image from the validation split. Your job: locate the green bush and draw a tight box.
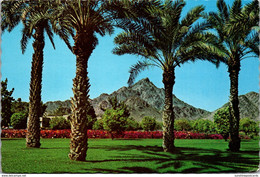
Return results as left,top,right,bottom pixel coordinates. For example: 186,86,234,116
102,97,130,139
240,118,259,135
141,116,157,131
155,121,162,130
174,119,192,131
49,116,70,130
125,117,140,131
86,103,97,129
103,108,128,134
93,119,104,130
192,119,215,134
214,107,230,140
10,112,27,129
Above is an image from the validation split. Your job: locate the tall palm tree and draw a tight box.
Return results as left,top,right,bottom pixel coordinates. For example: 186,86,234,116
53,0,161,161
113,0,224,152
2,0,71,148
204,0,259,152
53,0,116,161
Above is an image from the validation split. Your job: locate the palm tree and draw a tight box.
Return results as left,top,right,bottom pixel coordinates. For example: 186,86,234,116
2,0,71,148
53,0,162,161
204,0,259,152
113,0,224,152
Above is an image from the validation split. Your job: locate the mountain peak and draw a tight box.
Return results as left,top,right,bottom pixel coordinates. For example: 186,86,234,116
132,77,156,88
142,77,151,82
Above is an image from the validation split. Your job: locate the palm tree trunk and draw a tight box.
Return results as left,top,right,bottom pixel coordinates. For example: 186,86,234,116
228,64,241,152
26,25,45,148
68,31,95,161
162,67,175,152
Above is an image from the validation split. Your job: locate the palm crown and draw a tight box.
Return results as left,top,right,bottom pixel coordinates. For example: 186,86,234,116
205,0,259,65
113,0,223,86
2,0,71,53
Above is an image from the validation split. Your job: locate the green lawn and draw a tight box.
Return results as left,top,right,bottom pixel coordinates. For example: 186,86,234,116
1,138,259,173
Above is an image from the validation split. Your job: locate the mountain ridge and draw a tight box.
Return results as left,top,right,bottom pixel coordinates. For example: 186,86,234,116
44,78,259,122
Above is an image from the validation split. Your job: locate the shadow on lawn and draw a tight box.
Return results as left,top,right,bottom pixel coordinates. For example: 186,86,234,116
87,144,259,173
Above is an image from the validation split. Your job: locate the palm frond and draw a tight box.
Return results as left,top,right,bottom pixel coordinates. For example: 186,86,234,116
181,5,205,28
45,21,55,50
230,0,242,19
175,21,211,51
1,0,24,33
216,0,229,22
21,25,31,54
177,41,228,67
128,60,155,86
243,32,259,57
226,0,259,38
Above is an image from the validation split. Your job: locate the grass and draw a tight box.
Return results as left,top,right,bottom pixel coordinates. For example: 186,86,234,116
1,138,259,173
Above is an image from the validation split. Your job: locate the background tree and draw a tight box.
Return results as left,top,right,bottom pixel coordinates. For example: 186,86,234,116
2,0,71,148
93,119,104,130
11,112,28,129
85,102,97,130
125,117,140,131
102,108,128,139
113,0,223,152
174,119,192,131
11,98,29,115
1,79,14,127
141,116,157,131
192,119,215,134
239,118,258,136
214,107,230,141
204,0,259,151
49,117,70,130
102,96,130,139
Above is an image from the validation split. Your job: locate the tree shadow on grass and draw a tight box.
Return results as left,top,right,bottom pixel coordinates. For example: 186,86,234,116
90,144,163,152
90,167,157,173
87,144,259,173
40,147,69,150
1,138,25,141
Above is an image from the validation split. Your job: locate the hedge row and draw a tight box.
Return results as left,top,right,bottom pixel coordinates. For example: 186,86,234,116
0,129,232,139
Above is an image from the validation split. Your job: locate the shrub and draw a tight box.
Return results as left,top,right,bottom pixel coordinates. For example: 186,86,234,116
141,116,157,131
125,117,140,131
86,102,97,129
10,112,27,129
240,118,259,135
174,119,192,131
49,116,70,130
214,107,230,140
0,129,233,140
93,119,104,130
201,120,215,133
155,121,162,130
192,119,215,134
102,108,128,138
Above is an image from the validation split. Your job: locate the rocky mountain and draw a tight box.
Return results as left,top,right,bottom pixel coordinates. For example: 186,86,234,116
90,78,211,121
206,91,259,121
45,78,209,121
45,100,71,115
44,78,259,122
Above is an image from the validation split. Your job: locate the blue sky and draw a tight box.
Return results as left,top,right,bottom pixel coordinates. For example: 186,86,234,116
1,0,258,112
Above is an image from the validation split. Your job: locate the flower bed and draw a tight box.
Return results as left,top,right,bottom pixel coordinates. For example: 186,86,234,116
1,129,227,139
